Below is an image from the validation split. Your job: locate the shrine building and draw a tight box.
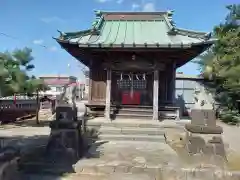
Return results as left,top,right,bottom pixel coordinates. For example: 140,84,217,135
55,10,216,121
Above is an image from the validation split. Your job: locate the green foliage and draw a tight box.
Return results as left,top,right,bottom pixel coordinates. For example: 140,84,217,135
196,4,240,124
219,109,240,125
0,48,48,96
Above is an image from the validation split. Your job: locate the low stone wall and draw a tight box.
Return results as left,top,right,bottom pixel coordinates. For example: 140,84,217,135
0,148,20,180
0,157,20,180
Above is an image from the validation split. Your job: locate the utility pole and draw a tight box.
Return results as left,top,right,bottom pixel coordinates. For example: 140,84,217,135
36,90,40,125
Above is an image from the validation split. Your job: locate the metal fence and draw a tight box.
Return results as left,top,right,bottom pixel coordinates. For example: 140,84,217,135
0,96,37,111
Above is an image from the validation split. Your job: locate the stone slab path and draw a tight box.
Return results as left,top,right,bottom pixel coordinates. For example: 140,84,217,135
75,140,181,172
19,140,184,180
0,119,239,179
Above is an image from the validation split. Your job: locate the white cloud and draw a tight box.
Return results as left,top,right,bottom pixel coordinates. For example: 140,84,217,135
40,16,65,23
96,0,111,3
48,46,58,52
142,2,156,12
33,39,44,45
116,0,124,4
132,3,140,11
96,0,124,4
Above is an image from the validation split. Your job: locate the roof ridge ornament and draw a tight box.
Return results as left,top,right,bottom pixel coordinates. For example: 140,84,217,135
57,30,67,40
92,20,98,27
57,30,66,36
94,10,102,17
92,12,104,31
166,10,174,17
204,32,212,40
166,10,175,27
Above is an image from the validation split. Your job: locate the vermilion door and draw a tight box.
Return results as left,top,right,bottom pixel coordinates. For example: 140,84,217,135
122,91,141,105
115,72,148,105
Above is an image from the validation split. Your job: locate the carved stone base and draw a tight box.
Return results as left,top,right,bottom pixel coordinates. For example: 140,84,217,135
185,132,227,162
46,121,83,163
185,124,223,134
49,121,81,129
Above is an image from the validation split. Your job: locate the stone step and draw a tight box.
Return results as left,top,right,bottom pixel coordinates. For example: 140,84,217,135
114,107,153,112
159,110,177,116
98,134,165,142
87,120,184,129
115,110,153,116
112,108,153,116
20,173,121,180
18,162,75,175
114,113,153,120
73,164,240,180
100,126,165,136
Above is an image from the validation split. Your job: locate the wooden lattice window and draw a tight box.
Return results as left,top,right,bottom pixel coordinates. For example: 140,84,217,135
117,73,147,90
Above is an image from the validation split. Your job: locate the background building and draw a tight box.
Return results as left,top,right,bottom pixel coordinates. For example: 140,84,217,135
83,70,89,99
39,75,77,96
175,72,205,116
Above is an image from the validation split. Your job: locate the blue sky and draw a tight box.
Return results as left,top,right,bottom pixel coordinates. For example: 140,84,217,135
0,0,236,81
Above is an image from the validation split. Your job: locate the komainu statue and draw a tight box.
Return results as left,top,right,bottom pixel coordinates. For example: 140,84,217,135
193,85,214,110
58,84,77,107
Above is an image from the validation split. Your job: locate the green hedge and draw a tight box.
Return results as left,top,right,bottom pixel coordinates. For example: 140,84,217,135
219,109,240,125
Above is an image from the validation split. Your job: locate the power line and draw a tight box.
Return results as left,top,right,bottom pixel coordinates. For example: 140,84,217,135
0,31,87,76
0,32,49,50
0,32,18,39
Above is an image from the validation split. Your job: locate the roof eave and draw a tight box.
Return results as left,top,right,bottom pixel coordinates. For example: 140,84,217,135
171,28,215,40
56,43,215,50
98,11,170,15
53,28,100,42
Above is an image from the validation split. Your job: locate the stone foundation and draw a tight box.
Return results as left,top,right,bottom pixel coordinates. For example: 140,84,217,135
0,148,20,180
0,157,20,180
185,132,227,163
185,124,223,134
47,121,83,163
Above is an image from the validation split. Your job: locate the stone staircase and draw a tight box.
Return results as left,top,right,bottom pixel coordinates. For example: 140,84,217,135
111,105,180,120
86,104,180,120
111,106,153,120
98,125,165,142
87,118,185,143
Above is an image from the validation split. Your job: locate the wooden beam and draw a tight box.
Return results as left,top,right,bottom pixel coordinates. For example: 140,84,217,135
105,69,111,120
153,69,159,120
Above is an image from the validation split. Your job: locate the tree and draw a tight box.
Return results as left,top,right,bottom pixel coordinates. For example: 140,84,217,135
0,47,48,97
196,4,240,124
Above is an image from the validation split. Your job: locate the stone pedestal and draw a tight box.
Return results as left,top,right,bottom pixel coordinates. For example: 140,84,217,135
55,104,78,122
46,105,83,164
185,132,226,157
48,121,83,162
0,147,20,180
184,109,227,164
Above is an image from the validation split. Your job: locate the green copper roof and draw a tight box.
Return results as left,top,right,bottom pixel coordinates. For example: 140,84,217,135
55,11,216,48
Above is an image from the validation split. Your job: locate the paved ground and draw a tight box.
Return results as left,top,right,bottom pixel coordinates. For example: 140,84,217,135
219,121,240,152
75,140,181,171
1,119,240,180
19,141,182,180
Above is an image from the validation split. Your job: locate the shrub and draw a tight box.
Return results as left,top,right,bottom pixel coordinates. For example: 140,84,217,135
219,109,240,125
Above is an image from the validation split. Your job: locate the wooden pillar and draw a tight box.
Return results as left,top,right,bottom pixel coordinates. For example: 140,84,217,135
172,62,176,104
165,73,168,101
153,70,159,120
88,69,92,103
105,69,111,120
